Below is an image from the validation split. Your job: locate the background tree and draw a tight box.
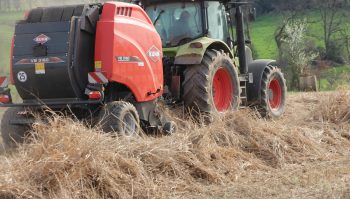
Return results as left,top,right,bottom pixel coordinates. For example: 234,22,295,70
281,19,318,89
318,0,346,62
340,25,350,62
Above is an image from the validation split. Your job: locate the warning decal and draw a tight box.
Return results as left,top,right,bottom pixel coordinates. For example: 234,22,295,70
35,63,45,74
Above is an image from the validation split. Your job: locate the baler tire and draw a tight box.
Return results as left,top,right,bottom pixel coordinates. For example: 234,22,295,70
98,101,140,137
182,49,240,114
1,108,31,149
41,7,65,23
26,5,85,23
26,8,43,23
259,65,287,118
162,121,177,135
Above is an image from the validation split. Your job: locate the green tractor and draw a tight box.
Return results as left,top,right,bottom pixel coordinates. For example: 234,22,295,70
140,0,287,118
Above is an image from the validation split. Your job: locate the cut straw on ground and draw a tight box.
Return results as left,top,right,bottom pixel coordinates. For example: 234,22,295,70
0,91,350,199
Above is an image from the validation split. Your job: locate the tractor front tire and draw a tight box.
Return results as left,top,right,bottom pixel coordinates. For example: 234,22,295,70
1,108,31,149
182,49,240,114
98,101,140,136
259,65,287,118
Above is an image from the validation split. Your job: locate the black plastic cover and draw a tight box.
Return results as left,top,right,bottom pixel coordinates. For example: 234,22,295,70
12,5,98,101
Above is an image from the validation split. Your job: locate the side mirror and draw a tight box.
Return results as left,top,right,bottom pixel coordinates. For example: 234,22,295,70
248,7,256,22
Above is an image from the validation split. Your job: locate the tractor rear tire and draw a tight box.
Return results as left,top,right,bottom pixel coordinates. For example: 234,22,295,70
259,65,287,118
1,108,31,149
98,101,140,137
182,49,240,114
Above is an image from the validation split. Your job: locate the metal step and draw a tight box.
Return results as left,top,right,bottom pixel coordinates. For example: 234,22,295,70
239,80,248,107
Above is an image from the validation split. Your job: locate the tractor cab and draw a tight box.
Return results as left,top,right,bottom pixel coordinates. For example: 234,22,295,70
144,1,230,48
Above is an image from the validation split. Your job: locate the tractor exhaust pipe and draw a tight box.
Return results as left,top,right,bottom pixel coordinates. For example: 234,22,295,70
234,2,248,74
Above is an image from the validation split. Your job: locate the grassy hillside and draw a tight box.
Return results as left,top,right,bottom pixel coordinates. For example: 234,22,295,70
319,65,350,90
0,12,23,103
251,10,350,60
250,10,350,90
251,13,281,59
0,11,22,75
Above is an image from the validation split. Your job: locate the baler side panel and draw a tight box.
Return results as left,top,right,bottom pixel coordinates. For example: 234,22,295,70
12,19,95,100
95,2,163,102
12,22,78,100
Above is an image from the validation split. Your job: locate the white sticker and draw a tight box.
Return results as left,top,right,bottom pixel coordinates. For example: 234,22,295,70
17,71,27,82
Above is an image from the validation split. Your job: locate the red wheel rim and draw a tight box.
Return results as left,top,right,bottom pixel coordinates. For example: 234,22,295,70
212,68,233,112
268,79,282,110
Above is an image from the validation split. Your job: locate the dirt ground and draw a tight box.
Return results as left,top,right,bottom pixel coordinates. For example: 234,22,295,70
0,92,349,199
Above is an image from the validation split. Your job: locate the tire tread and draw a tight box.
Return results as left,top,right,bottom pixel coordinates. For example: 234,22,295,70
182,50,240,113
259,65,287,118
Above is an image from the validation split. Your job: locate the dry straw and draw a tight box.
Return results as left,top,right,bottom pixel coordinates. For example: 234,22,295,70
0,91,349,198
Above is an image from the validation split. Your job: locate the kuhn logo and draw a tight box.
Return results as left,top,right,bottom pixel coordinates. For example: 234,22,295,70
33,34,50,44
147,46,161,62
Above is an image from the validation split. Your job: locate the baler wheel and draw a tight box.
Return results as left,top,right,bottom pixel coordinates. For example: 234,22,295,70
182,49,240,114
1,108,31,149
259,65,287,118
162,121,177,135
98,101,140,136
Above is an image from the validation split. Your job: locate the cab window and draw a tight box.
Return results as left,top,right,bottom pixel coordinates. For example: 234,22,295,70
206,1,229,42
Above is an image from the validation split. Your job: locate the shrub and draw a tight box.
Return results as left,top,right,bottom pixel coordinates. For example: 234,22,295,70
325,40,346,64
280,19,318,90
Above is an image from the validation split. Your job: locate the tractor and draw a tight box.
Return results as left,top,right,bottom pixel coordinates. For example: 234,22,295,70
0,2,177,149
139,0,287,116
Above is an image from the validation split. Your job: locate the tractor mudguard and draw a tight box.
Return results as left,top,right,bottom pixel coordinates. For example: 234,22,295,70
247,59,276,103
168,37,233,65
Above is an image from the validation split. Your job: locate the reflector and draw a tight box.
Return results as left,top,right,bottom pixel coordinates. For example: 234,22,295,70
89,91,102,100
0,95,10,103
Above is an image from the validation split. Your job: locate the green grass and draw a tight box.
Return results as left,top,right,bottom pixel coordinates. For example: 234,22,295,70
251,13,282,59
319,66,350,91
251,9,350,60
250,9,350,91
0,12,24,102
0,12,22,75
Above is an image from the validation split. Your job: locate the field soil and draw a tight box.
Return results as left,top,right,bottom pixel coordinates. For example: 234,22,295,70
0,91,349,199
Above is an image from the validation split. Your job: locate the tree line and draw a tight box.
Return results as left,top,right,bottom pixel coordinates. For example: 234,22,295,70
254,0,349,14
271,0,350,63
265,0,350,90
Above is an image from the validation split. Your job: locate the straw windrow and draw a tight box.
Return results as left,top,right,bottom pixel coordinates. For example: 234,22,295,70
0,91,349,198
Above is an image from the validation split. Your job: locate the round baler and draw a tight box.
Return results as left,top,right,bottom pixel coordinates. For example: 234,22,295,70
0,2,176,148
